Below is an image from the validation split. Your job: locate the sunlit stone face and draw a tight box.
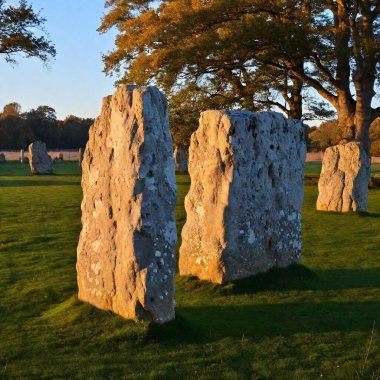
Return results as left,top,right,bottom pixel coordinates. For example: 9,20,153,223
179,110,306,284
77,85,177,323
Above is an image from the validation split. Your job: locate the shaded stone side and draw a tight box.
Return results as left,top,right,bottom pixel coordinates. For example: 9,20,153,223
28,141,53,174
316,142,370,212
179,111,306,284
173,146,188,172
77,85,177,323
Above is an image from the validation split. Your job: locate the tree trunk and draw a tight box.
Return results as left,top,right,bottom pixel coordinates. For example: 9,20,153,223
287,78,303,120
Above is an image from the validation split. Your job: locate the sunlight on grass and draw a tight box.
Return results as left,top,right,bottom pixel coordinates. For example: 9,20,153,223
0,162,379,379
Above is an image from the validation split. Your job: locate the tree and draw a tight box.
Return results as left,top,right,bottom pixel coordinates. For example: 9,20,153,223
307,118,380,155
99,0,334,147
0,0,55,63
308,120,342,151
100,0,379,156
1,102,21,117
0,114,35,149
61,115,93,149
24,106,60,148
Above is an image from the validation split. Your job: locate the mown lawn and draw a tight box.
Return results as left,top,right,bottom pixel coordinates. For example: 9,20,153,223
0,161,379,380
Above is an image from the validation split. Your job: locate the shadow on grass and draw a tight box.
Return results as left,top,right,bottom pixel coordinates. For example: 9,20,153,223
147,300,379,345
0,180,80,187
178,265,380,295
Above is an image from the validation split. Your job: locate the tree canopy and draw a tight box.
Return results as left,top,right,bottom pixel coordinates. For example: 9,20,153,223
0,103,94,150
0,0,55,63
100,0,379,151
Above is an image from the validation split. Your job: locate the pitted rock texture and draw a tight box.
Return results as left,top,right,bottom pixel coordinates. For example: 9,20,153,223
173,146,188,172
28,141,53,174
179,110,306,284
316,142,370,212
77,85,177,323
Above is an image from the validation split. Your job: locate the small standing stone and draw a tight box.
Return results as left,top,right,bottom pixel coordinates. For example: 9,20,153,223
77,85,177,323
28,141,53,174
20,149,25,164
173,146,188,172
0,153,5,163
316,142,370,212
179,110,306,284
78,148,84,167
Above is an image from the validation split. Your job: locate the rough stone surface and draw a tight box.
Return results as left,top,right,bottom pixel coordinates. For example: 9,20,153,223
28,141,53,174
179,110,306,284
173,146,188,172
316,142,370,212
77,85,177,323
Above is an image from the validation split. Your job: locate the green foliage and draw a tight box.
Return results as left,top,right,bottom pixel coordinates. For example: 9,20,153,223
100,0,380,150
0,103,94,149
0,162,379,379
308,119,380,155
0,0,55,63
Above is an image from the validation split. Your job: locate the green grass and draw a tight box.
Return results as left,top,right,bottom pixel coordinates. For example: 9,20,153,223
0,161,379,379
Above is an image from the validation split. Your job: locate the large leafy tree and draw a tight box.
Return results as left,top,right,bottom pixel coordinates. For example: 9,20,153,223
99,0,334,147
0,0,55,63
100,0,379,154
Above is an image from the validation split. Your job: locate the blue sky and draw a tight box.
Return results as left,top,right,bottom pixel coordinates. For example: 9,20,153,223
0,0,116,119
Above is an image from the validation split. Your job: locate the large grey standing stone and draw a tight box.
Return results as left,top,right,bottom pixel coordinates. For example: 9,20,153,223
28,141,53,174
179,110,306,284
77,85,177,323
173,146,188,172
316,142,370,212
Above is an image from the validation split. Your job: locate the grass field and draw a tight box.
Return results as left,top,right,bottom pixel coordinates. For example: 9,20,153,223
0,161,379,379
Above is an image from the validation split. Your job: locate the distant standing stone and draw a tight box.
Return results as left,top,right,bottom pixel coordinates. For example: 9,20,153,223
179,110,306,284
28,141,53,174
317,142,370,212
78,148,84,166
20,149,25,163
77,85,177,323
0,153,5,163
173,146,188,172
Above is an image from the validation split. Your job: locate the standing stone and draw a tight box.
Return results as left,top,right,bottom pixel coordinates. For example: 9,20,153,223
179,110,306,284
316,142,370,212
20,149,25,163
173,146,188,172
77,85,177,323
78,148,84,166
0,153,5,163
28,141,53,174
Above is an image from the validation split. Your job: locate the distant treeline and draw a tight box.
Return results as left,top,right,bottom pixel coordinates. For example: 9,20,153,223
0,102,94,150
306,119,380,156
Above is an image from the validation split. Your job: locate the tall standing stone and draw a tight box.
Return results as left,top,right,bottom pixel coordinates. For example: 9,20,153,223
20,149,24,163
316,142,370,212
77,85,177,323
28,141,53,174
173,146,188,172
179,111,306,284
